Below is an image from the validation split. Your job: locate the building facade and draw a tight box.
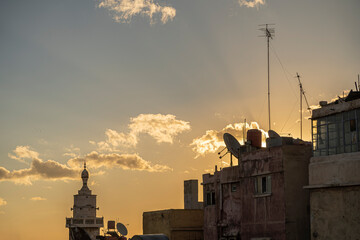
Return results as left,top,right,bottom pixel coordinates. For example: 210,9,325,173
66,163,104,240
143,179,204,240
203,135,312,240
306,91,360,239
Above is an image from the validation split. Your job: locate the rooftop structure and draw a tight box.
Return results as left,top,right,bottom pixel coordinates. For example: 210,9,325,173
66,163,104,240
142,179,204,240
306,91,360,239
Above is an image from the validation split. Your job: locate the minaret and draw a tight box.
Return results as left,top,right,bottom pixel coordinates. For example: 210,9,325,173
66,162,104,240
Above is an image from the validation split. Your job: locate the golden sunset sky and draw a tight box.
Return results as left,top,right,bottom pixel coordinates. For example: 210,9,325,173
0,0,359,239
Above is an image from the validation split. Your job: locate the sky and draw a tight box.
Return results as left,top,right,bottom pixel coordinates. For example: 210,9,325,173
0,0,359,239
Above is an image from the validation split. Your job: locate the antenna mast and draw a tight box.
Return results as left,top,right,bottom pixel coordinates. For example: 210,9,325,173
259,24,275,131
295,73,311,139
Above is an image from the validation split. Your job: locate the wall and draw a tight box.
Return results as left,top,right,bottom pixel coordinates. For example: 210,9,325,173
308,152,360,240
240,147,286,240
184,180,203,209
309,152,360,186
283,145,312,240
143,209,203,240
310,186,360,240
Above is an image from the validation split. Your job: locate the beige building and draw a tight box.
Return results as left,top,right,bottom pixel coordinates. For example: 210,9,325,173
143,180,204,240
306,90,360,239
143,209,203,240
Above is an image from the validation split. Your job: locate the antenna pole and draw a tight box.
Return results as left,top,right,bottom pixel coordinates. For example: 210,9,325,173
296,73,303,139
267,24,271,131
259,24,275,131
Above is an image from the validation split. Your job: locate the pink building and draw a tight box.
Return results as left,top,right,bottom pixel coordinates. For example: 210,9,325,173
202,135,312,240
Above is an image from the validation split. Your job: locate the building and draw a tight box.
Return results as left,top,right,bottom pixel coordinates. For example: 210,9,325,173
184,180,204,210
142,180,204,240
66,163,104,240
202,130,312,240
305,90,360,239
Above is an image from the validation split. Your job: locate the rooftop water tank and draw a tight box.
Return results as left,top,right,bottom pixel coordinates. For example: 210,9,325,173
247,129,262,148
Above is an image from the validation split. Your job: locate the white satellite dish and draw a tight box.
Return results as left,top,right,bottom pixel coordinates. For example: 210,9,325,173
223,133,241,159
116,222,128,236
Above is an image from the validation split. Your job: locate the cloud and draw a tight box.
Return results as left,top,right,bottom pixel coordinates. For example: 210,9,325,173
130,114,191,143
68,151,172,172
0,198,7,206
1,148,79,185
95,114,190,152
30,197,47,201
8,146,39,164
63,145,81,158
98,0,176,24
191,122,268,157
238,0,265,8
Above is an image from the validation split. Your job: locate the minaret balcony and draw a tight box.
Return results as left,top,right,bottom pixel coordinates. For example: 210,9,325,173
66,217,104,228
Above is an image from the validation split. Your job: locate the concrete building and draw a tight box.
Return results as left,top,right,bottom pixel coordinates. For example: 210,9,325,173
202,131,312,240
184,180,203,210
143,180,204,240
66,163,104,240
305,91,360,239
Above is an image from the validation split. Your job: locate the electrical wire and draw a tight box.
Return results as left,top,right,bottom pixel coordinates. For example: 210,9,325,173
280,99,298,133
269,42,297,98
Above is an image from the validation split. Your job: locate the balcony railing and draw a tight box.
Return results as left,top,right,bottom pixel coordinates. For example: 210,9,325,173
66,217,104,227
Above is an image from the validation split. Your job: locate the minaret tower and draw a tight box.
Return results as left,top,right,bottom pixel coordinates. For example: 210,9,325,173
66,162,104,240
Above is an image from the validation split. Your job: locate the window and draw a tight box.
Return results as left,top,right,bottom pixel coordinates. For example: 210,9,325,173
206,191,216,206
312,109,360,156
231,183,237,192
255,175,271,195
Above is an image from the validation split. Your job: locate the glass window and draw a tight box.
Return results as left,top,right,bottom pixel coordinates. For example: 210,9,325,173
255,175,271,195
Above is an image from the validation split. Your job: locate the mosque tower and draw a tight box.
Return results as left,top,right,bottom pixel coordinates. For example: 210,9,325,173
66,162,104,240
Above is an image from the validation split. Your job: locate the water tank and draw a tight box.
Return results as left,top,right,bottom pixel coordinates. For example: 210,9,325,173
247,129,262,148
108,220,115,230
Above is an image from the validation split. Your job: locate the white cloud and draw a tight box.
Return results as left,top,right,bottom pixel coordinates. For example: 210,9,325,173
95,114,190,152
238,0,265,8
30,197,46,201
0,198,7,206
8,146,39,164
63,145,81,158
129,114,191,143
191,122,268,157
98,0,176,24
68,151,172,172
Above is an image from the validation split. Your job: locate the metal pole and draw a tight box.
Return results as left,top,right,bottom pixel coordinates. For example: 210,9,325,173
267,24,271,131
300,82,302,139
296,73,303,139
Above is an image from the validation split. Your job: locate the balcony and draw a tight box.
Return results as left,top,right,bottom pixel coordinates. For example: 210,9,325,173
66,217,104,228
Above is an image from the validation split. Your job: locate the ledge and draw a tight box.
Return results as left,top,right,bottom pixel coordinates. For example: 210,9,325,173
304,182,360,189
253,193,272,198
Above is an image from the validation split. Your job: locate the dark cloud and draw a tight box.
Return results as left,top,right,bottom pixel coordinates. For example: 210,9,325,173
68,151,172,172
0,158,78,185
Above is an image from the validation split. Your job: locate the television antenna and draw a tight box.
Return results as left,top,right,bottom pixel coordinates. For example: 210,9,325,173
218,133,241,167
295,73,311,139
259,24,275,131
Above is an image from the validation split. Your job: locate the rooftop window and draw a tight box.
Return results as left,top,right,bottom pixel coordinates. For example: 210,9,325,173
312,109,360,156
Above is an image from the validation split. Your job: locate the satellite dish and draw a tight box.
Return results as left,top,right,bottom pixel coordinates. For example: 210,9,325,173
268,130,280,138
116,222,128,236
223,133,241,159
